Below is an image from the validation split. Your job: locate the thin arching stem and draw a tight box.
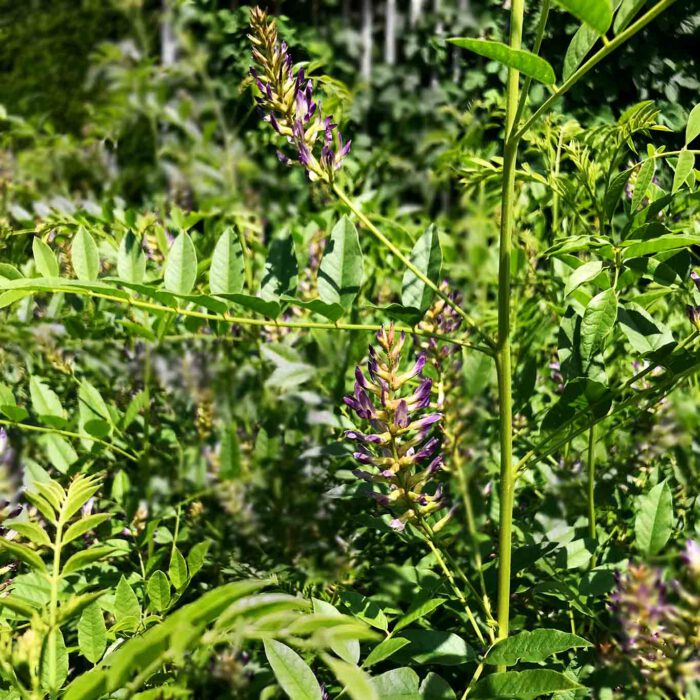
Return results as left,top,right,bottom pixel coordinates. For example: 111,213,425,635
333,183,496,352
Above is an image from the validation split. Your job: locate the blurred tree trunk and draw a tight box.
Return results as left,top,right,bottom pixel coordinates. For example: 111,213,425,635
410,0,424,27
385,0,396,65
361,0,372,80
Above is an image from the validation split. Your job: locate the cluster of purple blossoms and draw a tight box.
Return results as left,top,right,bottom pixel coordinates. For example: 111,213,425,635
248,7,350,184
343,325,447,531
687,270,700,329
607,549,700,695
415,281,464,371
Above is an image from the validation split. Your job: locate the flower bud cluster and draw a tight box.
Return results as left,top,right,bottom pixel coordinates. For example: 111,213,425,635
415,281,463,373
248,7,350,183
608,553,700,695
343,325,446,531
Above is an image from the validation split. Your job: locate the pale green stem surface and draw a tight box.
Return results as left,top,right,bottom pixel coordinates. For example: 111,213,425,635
495,0,524,662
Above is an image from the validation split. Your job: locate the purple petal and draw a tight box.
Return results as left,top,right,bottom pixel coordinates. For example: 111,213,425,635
394,400,409,429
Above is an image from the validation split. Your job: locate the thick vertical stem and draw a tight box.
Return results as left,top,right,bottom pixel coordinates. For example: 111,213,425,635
496,0,524,652
587,424,597,540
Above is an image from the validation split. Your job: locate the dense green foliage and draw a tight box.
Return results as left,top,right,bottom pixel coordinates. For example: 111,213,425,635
1,1,699,699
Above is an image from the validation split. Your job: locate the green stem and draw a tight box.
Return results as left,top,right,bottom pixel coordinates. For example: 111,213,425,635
495,0,524,659
333,183,495,351
512,0,679,143
587,423,597,541
461,661,485,700
511,0,550,129
0,419,137,462
25,285,491,356
418,521,487,646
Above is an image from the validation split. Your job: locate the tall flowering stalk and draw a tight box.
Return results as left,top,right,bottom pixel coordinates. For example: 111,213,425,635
343,325,446,532
248,7,350,183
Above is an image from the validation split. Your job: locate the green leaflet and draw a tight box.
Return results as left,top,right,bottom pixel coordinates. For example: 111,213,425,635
263,639,323,700
312,598,360,664
78,603,107,664
29,376,66,424
563,23,598,80
164,231,198,295
448,38,556,84
672,150,695,193
71,227,100,281
618,304,674,355
317,216,363,310
260,235,298,302
370,667,421,700
364,637,412,668
168,548,189,591
554,0,612,34
483,628,592,666
322,654,378,700
209,227,244,295
614,0,647,34
686,103,700,145
470,669,583,699
630,159,655,212
114,576,141,631
393,598,446,633
147,571,171,612
33,238,59,278
118,231,147,283
635,480,674,555
401,224,442,313
580,289,617,363
40,627,69,693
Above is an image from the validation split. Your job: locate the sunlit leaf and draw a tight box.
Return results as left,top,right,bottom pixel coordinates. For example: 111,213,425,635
448,38,556,84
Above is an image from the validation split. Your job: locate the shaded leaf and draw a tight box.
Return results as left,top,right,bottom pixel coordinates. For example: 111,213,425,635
260,236,298,302
117,231,146,284
618,304,674,355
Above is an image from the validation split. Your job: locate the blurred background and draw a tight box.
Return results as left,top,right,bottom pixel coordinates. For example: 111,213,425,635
1,0,698,221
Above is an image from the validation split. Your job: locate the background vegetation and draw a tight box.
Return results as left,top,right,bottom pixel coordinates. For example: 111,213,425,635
1,1,699,698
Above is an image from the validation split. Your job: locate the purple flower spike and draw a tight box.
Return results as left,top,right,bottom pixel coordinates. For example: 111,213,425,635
248,7,350,183
341,324,447,531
